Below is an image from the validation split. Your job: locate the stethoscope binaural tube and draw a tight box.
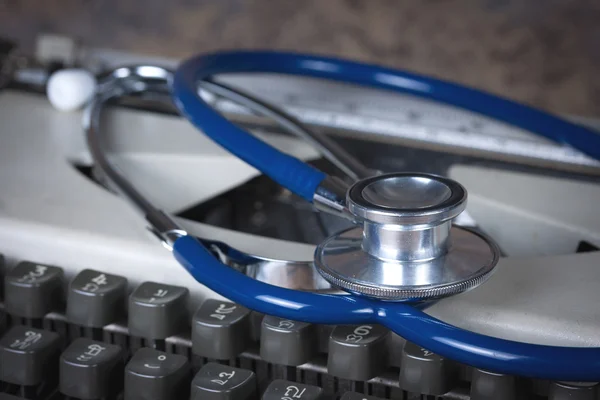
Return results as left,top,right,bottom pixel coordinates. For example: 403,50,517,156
169,51,600,380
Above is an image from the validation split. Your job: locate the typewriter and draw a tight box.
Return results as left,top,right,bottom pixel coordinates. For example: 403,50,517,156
0,35,599,400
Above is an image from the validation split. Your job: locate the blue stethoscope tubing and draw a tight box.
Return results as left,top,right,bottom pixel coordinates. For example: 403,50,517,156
171,51,600,380
172,51,600,202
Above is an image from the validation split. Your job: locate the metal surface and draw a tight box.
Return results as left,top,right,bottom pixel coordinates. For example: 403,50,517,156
348,173,466,261
312,176,354,222
347,173,467,225
362,175,452,209
315,226,499,301
314,172,497,300
362,221,451,262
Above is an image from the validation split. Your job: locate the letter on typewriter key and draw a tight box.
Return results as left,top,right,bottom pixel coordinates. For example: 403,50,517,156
125,347,191,400
67,269,127,327
192,299,251,359
0,326,61,386
4,262,63,319
327,325,390,381
399,342,457,396
128,282,189,339
262,380,325,400
470,369,517,400
260,316,318,366
190,362,256,400
548,381,599,400
59,338,124,399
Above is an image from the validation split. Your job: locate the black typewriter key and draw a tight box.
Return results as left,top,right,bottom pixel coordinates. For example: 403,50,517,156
4,262,63,323
399,341,458,396
67,269,127,336
327,324,390,381
128,282,188,347
262,379,325,400
0,253,5,300
0,326,61,386
340,392,387,400
0,310,6,335
190,362,256,400
470,369,517,400
317,325,335,354
548,381,599,400
389,332,406,368
124,347,191,400
260,316,318,367
459,364,474,382
59,337,124,399
531,379,549,397
192,299,250,360
250,311,264,341
0,394,26,400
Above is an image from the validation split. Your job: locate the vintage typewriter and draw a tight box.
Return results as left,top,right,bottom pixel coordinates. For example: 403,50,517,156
0,35,599,400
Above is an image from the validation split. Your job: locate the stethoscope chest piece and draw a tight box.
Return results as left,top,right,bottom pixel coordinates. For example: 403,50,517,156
315,172,500,301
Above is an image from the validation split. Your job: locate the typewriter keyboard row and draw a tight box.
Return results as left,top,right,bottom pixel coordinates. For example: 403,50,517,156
0,256,598,400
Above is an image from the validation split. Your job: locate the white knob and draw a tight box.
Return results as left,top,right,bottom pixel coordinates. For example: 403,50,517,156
46,69,97,112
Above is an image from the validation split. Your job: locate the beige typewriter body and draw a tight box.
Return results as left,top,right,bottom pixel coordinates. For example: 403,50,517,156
1,47,600,349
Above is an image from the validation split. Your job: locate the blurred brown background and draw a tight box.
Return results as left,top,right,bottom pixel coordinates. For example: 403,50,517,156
1,0,599,116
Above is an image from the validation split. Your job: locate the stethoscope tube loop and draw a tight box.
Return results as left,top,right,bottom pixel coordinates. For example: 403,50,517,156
168,50,600,380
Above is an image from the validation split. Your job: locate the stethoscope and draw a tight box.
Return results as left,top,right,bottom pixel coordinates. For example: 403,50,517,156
82,51,600,381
